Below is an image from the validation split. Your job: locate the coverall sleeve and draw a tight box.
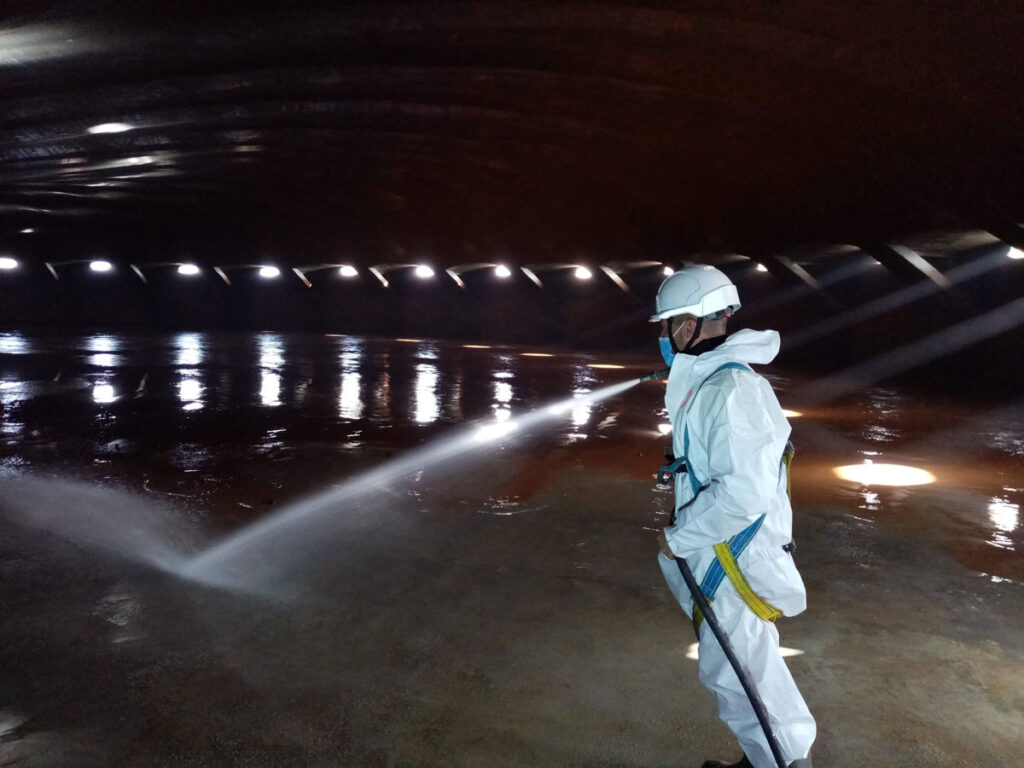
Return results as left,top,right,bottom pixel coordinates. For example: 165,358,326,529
664,377,780,559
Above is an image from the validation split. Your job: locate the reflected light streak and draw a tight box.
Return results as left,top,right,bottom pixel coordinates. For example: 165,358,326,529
463,344,490,349
414,364,440,424
177,333,203,366
494,381,513,404
522,352,554,358
260,372,281,406
782,409,803,418
87,335,118,352
587,364,625,370
92,384,117,403
988,498,1019,550
88,353,116,367
834,462,935,486
178,378,203,410
89,122,132,134
338,372,363,420
0,334,28,354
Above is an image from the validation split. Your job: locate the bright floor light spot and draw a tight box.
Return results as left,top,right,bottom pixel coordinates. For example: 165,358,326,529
0,257,17,270
90,260,113,272
495,265,512,278
1008,247,1024,260
88,122,133,134
92,384,116,403
657,423,672,435
574,266,593,280
522,352,554,357
177,264,200,276
414,265,434,278
587,363,625,370
338,265,358,277
463,344,490,349
20,228,34,234
686,643,802,661
782,409,803,418
756,264,769,272
258,266,280,278
834,461,935,486
663,266,674,276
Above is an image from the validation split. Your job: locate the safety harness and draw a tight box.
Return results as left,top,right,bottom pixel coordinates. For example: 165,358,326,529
657,362,793,638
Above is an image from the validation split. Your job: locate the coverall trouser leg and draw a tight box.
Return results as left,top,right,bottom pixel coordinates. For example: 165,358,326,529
658,553,816,768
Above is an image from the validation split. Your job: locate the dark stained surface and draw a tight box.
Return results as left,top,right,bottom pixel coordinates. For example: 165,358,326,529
1,1,1022,265
1,330,1022,766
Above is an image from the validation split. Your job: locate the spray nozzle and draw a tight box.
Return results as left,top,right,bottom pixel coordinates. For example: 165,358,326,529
639,367,671,382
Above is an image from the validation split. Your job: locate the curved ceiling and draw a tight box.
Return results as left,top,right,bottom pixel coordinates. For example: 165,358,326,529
1,1,1022,266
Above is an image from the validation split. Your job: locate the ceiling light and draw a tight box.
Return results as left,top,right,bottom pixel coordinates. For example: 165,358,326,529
663,266,674,276
414,265,434,278
258,266,280,278
339,265,358,277
88,122,133,134
574,266,592,280
495,265,512,278
756,264,769,272
177,264,200,276
20,228,34,234
1008,247,1024,260
0,257,18,270
89,260,113,272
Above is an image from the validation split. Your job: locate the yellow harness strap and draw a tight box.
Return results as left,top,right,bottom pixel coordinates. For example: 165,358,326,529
692,544,783,635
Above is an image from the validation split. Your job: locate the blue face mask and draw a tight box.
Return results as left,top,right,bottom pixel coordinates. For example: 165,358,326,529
658,336,676,368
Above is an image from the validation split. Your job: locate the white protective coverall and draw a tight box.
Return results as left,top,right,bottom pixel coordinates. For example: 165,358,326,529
657,328,816,768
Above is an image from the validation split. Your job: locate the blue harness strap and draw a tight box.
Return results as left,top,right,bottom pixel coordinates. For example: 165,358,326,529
697,513,767,600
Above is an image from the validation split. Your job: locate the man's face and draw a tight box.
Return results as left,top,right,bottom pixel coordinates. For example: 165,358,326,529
662,315,697,345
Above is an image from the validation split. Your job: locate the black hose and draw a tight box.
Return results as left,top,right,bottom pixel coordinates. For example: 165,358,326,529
674,556,788,768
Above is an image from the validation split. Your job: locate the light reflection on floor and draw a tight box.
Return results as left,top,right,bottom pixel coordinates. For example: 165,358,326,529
0,330,1020,579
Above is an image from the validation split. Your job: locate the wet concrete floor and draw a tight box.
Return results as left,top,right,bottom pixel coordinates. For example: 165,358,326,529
1,331,1022,767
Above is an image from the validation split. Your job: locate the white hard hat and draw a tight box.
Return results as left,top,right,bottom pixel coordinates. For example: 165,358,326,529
649,265,740,322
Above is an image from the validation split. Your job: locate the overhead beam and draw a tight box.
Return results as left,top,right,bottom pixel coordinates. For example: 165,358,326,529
862,243,952,288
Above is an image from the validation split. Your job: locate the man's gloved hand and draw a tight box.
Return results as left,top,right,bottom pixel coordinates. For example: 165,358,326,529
658,529,675,559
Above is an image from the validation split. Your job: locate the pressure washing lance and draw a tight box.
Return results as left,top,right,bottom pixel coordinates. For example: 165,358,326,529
642,365,790,768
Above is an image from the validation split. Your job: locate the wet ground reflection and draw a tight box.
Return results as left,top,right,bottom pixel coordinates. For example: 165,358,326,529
0,329,1020,583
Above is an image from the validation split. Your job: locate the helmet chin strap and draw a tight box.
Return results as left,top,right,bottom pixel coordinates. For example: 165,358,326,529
669,316,704,354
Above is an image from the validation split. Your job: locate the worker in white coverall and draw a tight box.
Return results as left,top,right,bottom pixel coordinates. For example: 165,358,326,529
652,266,815,768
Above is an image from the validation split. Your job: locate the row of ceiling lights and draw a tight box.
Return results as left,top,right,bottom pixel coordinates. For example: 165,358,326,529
0,259,619,283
